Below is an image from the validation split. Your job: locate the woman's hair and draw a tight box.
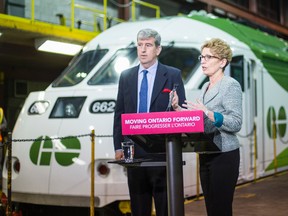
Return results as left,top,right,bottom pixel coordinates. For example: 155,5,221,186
137,28,161,47
201,38,232,62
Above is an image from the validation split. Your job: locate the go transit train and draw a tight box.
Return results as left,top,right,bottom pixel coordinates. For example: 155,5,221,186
2,12,288,215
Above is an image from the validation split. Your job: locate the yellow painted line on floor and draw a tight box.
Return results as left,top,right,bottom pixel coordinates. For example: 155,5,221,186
236,170,287,190
235,193,256,198
184,195,205,205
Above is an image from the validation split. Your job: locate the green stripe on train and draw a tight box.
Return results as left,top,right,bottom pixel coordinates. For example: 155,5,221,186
189,15,288,92
265,147,288,171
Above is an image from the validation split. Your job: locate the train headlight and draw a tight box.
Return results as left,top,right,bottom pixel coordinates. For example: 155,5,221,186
4,157,20,176
13,158,21,173
97,162,110,178
49,97,86,118
28,101,49,115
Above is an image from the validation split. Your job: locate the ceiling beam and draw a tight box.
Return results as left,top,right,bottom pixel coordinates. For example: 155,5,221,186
0,13,98,43
198,0,288,37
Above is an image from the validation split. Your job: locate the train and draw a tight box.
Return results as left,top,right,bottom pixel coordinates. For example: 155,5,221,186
2,11,288,215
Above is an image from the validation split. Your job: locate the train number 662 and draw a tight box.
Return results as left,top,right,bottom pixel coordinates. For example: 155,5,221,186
90,100,116,113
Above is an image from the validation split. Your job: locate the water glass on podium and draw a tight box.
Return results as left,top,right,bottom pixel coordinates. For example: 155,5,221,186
121,141,134,163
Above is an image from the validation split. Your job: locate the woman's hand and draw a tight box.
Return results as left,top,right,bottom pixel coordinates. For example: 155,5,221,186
183,98,206,111
183,99,213,120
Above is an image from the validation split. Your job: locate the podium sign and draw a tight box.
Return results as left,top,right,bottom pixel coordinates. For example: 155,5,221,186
121,111,205,216
122,110,204,135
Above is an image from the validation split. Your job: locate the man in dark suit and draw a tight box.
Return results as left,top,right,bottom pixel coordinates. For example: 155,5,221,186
113,28,186,216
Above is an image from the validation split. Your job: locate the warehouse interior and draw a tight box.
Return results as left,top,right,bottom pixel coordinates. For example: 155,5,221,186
0,0,287,129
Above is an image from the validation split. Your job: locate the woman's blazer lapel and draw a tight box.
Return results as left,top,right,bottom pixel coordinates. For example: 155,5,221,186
201,81,221,105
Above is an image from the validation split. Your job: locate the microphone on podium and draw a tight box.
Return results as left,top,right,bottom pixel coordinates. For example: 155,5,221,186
166,83,179,111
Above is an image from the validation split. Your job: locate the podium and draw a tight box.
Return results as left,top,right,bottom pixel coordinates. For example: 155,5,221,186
120,111,220,216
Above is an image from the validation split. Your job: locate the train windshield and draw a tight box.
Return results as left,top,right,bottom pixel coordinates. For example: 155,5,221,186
52,48,108,87
88,46,200,85
160,47,200,83
88,47,137,85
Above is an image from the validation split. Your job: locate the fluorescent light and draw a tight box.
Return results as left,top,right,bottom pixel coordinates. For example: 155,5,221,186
35,39,83,56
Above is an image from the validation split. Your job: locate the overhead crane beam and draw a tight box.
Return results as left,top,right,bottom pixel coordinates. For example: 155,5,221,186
0,13,98,44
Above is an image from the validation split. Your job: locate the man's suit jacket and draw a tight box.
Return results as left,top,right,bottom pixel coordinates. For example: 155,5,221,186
199,76,242,152
113,62,186,157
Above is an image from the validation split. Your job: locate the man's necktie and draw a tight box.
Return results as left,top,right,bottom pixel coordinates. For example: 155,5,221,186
139,70,148,113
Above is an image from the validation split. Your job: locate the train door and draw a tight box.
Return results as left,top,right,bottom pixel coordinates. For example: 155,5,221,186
228,56,256,180
261,58,288,174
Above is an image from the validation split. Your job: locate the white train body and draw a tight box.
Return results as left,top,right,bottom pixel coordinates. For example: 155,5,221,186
3,15,288,210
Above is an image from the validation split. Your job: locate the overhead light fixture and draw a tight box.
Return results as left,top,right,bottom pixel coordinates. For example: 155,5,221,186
0,32,2,37
35,39,83,56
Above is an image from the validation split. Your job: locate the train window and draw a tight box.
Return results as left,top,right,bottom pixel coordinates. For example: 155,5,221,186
88,47,138,85
159,47,200,83
88,46,200,85
49,97,86,118
230,56,244,92
52,49,108,87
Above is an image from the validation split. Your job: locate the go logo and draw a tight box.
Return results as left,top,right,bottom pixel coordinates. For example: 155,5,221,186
267,106,287,139
30,136,81,166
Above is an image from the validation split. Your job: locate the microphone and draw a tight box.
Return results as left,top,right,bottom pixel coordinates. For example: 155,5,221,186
166,83,179,111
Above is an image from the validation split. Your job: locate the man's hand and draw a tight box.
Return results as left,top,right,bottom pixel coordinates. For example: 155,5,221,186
115,150,123,160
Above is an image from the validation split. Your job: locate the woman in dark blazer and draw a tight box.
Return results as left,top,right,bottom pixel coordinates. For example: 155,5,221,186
113,28,186,216
172,38,242,216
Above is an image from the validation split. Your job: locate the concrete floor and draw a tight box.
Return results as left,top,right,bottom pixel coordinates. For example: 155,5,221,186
11,171,287,215
184,171,288,216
